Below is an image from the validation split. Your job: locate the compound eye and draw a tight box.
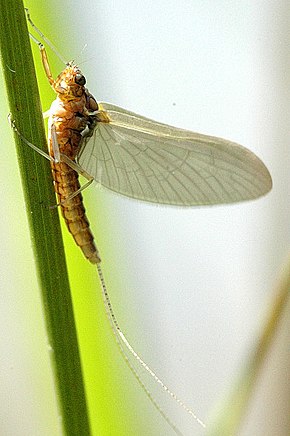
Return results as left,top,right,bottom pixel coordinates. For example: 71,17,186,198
75,73,86,86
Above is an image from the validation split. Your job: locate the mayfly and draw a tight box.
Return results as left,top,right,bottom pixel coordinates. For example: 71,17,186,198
16,10,272,435
25,15,272,266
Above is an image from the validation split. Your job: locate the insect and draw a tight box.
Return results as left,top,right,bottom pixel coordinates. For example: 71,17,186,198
15,10,272,434
25,16,272,266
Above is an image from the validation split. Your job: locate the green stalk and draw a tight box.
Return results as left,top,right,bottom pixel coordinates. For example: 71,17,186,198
0,2,91,435
207,256,290,435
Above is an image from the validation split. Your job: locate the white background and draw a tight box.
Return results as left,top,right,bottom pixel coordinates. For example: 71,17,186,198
1,1,289,435
77,2,290,434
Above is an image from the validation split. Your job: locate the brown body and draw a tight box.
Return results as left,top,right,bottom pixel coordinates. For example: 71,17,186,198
48,64,101,263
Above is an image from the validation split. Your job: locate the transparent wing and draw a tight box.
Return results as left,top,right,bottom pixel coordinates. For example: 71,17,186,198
77,102,272,206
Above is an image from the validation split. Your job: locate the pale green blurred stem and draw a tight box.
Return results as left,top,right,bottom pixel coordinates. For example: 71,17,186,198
0,2,91,435
207,256,290,435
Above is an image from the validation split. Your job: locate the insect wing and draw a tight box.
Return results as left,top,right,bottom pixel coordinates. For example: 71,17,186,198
77,103,272,206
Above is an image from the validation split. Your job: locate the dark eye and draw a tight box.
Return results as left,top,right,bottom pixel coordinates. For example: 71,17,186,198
75,73,86,85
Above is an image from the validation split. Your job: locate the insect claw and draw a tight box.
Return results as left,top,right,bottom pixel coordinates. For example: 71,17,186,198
7,113,14,128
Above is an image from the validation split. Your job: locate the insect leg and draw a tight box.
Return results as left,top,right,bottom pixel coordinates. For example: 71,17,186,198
48,124,94,207
9,116,93,187
28,33,55,87
8,114,53,163
50,124,60,162
25,8,67,66
50,178,94,210
59,153,94,182
55,154,94,206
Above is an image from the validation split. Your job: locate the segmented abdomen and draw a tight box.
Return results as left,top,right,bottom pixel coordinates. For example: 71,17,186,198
51,160,101,264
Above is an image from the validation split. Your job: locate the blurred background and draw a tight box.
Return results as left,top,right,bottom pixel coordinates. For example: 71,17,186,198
0,1,289,435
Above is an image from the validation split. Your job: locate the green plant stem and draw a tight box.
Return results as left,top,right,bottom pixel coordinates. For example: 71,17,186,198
207,256,290,436
0,2,91,435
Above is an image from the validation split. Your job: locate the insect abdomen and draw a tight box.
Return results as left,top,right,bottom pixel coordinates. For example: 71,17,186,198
52,161,101,264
